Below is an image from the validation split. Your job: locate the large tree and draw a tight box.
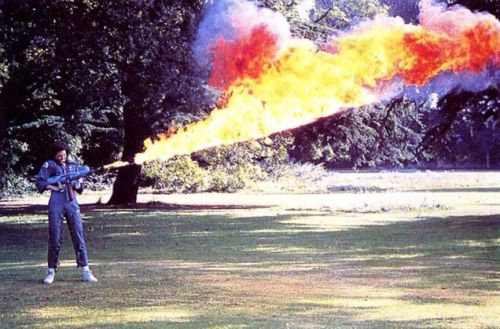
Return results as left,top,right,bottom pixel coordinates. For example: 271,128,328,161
0,1,123,193
415,0,500,167
100,1,211,204
284,0,499,170
0,1,212,202
446,0,499,18
290,98,430,168
417,88,499,168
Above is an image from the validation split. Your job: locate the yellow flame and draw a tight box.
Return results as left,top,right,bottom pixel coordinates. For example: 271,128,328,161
103,160,131,170
134,17,498,165
134,24,407,164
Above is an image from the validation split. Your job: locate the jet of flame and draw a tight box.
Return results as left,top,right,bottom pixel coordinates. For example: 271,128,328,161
132,0,499,165
103,160,131,170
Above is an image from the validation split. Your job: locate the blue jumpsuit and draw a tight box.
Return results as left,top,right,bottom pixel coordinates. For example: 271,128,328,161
36,160,89,269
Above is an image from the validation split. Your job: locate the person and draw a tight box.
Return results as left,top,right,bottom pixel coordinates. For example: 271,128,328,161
36,141,97,284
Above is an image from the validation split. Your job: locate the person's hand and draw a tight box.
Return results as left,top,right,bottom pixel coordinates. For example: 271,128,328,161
73,178,84,190
47,183,64,192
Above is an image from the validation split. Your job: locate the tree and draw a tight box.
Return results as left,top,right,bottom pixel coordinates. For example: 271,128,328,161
413,0,499,167
258,0,388,41
282,0,499,170
0,1,212,202
291,98,429,168
99,1,211,204
0,1,123,194
445,0,499,18
309,0,388,28
417,88,499,168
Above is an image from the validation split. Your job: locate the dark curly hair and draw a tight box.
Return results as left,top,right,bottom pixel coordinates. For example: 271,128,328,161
51,141,70,157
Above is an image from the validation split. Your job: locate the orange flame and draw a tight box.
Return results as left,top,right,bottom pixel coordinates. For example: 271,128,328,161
103,160,131,170
133,2,499,165
400,21,499,84
208,24,278,89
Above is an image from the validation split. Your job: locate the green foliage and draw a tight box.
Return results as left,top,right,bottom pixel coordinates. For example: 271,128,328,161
0,174,34,198
0,1,124,178
0,1,210,200
1,0,498,199
310,0,388,29
443,0,499,17
257,0,388,41
291,98,428,169
141,156,206,193
196,143,266,192
420,88,500,169
0,138,36,196
141,134,295,193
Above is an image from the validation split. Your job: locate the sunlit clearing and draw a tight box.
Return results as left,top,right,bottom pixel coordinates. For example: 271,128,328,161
292,294,499,327
29,305,195,328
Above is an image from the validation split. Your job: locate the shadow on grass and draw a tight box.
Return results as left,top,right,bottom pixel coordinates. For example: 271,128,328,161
0,201,268,216
1,203,498,328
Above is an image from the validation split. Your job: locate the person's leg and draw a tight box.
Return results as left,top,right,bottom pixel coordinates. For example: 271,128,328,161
47,209,65,268
65,202,88,267
65,202,97,282
45,205,64,284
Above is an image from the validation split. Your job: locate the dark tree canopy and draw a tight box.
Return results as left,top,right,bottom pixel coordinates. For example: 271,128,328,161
446,0,499,18
0,0,212,202
1,1,123,187
290,98,430,169
99,0,211,204
418,88,499,168
0,0,498,200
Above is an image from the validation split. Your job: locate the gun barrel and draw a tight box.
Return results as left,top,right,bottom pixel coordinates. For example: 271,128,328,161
45,166,94,185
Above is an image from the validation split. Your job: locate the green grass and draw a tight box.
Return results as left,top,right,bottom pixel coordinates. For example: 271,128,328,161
0,203,499,328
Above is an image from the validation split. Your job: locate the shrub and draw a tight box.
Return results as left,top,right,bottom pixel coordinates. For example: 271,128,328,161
84,172,116,191
139,133,295,193
206,162,264,192
141,156,207,193
0,174,36,198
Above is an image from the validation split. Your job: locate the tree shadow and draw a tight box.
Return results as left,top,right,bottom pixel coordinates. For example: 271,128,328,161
0,201,268,216
1,205,498,328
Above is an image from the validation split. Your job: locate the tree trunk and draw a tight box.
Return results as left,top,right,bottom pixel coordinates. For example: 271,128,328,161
107,163,142,204
108,76,150,204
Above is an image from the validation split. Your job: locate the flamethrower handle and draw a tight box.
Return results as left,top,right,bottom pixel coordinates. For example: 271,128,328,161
46,166,95,185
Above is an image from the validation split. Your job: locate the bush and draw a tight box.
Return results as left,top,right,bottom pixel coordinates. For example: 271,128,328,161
84,172,116,191
141,156,207,193
140,134,295,193
206,162,264,192
0,174,36,199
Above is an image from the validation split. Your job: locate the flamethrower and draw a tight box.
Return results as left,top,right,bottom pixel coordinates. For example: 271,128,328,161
46,162,133,202
46,165,96,186
47,161,133,186
46,164,95,202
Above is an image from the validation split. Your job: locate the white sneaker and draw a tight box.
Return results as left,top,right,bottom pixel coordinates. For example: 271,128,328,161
44,268,55,284
80,266,98,282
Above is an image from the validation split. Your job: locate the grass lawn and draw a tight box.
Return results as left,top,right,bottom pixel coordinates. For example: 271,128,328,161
1,172,499,328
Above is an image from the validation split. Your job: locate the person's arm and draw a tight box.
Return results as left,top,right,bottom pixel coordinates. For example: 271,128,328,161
67,161,85,194
35,162,63,193
73,177,84,194
45,183,64,192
